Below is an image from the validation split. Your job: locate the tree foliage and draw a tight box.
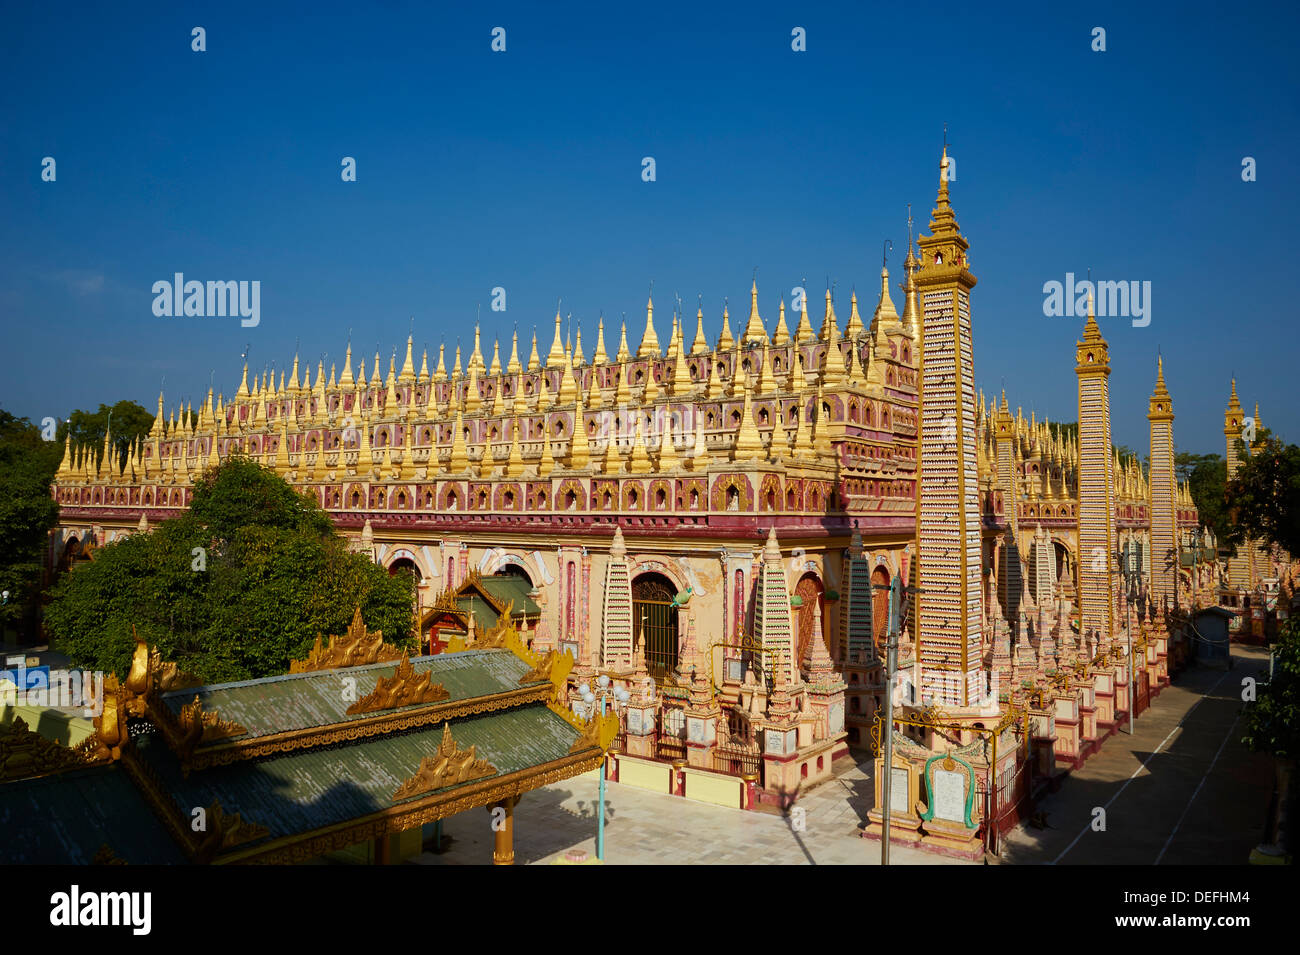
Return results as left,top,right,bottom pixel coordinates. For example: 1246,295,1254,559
0,410,61,637
57,400,155,473
1243,617,1300,760
45,456,413,683
1177,452,1228,543
1224,430,1300,557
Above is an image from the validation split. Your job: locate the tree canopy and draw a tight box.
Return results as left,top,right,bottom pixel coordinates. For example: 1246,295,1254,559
58,400,156,473
1177,452,1228,543
1224,430,1300,557
45,456,414,683
1243,617,1300,760
0,410,61,639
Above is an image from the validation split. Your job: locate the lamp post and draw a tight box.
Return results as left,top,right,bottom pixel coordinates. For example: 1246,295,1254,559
874,569,921,866
1117,545,1140,735
574,674,630,861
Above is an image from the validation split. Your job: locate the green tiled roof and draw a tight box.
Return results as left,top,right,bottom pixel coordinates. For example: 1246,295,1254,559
0,765,187,864
159,649,544,741
134,702,582,848
477,575,542,616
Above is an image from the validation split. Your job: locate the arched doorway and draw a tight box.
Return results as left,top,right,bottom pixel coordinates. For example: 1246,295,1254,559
795,573,826,667
871,566,890,655
388,557,421,648
495,562,533,587
632,572,679,685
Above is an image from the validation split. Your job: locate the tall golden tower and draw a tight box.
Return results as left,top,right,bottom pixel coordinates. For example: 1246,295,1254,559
913,146,984,707
1147,357,1177,613
1075,295,1117,644
1223,380,1251,590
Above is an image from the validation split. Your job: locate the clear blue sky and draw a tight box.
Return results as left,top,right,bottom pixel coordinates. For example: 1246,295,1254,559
3,0,1296,454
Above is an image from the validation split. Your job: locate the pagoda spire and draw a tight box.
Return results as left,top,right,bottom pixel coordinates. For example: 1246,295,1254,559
717,303,734,352
691,306,709,355
593,316,608,365
527,330,541,372
506,329,522,375
435,343,447,381
547,307,565,368
772,299,791,346
741,279,767,344
638,293,661,358
617,319,631,363
400,335,416,382
871,263,900,334
845,289,865,340
489,338,502,377
340,344,355,388
818,286,838,341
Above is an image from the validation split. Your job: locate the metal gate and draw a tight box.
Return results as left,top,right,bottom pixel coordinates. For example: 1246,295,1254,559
633,574,679,686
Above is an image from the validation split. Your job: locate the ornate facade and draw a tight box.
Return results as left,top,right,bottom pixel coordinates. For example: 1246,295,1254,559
54,150,1276,822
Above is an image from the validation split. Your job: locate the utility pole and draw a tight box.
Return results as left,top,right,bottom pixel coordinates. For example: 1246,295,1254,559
875,570,924,865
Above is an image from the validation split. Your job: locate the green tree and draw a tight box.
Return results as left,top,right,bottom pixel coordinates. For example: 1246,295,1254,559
1178,452,1229,543
1224,430,1300,557
0,410,61,639
57,400,155,473
45,456,412,682
1243,618,1300,760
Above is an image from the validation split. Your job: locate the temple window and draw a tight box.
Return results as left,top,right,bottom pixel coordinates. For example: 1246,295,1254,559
655,488,666,509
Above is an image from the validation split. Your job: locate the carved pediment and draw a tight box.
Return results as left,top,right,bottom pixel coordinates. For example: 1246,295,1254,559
194,800,270,862
392,724,496,801
346,654,450,715
290,607,404,673
170,696,248,758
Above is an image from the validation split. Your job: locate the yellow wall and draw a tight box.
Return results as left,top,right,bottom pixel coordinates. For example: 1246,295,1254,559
0,705,96,747
683,768,742,809
617,756,673,793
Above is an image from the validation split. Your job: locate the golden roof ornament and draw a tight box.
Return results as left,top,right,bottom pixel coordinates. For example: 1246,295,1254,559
346,654,450,715
289,607,404,673
392,724,497,801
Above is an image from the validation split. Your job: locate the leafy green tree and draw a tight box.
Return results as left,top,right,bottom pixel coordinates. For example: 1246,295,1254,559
1224,430,1300,557
57,400,155,473
45,456,412,682
1243,617,1300,760
1178,452,1228,543
0,410,61,639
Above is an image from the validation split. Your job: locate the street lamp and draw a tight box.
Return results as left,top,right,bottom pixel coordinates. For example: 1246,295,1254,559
574,674,630,861
1117,545,1140,735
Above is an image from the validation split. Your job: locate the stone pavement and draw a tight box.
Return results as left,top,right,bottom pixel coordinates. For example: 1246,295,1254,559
998,646,1274,865
412,754,968,865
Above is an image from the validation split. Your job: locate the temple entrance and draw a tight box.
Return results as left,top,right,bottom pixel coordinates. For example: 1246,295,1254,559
632,572,679,685
794,574,825,667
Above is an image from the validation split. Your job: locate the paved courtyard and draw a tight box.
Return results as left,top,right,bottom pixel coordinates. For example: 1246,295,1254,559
412,754,963,865
999,646,1274,865
411,648,1273,866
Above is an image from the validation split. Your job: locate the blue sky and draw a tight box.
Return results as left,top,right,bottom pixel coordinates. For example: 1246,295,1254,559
2,0,1296,454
